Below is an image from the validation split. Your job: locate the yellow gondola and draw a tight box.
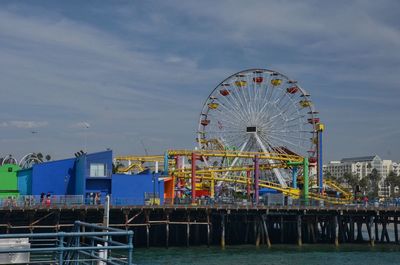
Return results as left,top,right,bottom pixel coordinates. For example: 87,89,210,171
235,80,247,87
299,100,312,107
208,102,219,109
271,79,282,86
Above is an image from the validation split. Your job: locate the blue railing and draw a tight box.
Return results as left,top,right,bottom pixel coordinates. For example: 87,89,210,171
0,221,133,264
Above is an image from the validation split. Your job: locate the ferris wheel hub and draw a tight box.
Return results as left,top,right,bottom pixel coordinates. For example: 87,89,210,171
246,126,257,133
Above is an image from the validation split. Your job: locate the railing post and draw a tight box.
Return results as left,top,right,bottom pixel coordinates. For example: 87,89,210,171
127,232,134,265
58,232,65,265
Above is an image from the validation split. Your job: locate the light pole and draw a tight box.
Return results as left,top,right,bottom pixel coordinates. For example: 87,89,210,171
81,122,90,153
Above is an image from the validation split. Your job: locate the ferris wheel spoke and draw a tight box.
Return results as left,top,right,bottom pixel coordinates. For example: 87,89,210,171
263,77,285,118
226,80,252,119
265,133,304,151
213,103,249,121
265,131,309,142
208,109,247,128
205,130,243,134
260,100,304,128
206,115,243,131
218,94,250,124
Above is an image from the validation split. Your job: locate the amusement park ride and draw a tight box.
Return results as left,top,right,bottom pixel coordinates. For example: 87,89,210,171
115,68,352,204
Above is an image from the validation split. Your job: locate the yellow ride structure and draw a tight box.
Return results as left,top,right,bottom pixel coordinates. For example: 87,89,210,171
115,149,352,205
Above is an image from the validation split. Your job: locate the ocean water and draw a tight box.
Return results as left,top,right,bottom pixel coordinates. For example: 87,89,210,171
132,244,400,265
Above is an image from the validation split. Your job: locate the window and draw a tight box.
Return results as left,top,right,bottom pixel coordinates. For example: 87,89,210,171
90,163,106,177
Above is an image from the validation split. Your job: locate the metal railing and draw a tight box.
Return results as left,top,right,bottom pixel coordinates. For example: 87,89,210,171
0,221,133,264
0,195,84,208
1,195,400,209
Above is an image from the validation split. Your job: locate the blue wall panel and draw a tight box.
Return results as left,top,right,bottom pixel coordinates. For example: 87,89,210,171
31,158,75,195
112,173,164,205
75,157,86,196
17,169,32,195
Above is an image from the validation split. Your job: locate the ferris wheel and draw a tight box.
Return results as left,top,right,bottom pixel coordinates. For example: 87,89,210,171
197,68,319,187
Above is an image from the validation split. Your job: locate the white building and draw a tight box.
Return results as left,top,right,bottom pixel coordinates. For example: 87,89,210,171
323,155,384,180
323,155,399,198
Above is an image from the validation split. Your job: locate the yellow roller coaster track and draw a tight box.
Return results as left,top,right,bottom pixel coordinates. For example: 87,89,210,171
115,150,351,204
167,149,303,162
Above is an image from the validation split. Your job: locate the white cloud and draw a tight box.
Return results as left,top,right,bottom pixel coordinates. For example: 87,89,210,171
0,121,48,129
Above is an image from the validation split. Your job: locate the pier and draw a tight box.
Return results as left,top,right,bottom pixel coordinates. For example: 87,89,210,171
1,204,399,248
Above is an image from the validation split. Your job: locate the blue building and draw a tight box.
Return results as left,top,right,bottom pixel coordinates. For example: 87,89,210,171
75,151,113,201
17,158,75,196
16,150,165,205
112,170,164,205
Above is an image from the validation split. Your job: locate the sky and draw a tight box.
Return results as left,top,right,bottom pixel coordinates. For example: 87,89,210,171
0,0,399,162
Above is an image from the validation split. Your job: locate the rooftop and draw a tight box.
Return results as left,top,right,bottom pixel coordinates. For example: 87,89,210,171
341,155,379,163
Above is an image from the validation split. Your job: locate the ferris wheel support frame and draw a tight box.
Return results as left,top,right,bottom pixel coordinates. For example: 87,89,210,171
254,133,288,188
288,158,309,202
317,123,324,194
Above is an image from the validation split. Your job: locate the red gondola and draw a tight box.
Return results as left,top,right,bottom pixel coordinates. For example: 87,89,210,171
201,119,210,126
253,77,263,83
286,86,298,94
219,89,230,96
308,157,317,163
307,118,320,124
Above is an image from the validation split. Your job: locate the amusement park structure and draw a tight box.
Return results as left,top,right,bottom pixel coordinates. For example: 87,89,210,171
116,68,352,204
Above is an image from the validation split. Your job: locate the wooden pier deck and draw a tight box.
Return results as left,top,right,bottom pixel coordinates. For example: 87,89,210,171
1,204,399,247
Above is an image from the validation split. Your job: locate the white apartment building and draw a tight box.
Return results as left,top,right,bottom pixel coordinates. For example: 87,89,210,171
323,155,384,180
323,155,399,197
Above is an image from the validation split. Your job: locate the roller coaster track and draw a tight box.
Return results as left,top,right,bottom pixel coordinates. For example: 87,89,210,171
116,150,351,204
167,149,304,162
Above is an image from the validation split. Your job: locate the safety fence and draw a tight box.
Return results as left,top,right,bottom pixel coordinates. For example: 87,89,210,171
0,195,84,208
0,221,133,264
1,195,399,209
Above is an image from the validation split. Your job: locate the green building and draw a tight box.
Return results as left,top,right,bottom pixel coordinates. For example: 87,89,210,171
0,164,20,198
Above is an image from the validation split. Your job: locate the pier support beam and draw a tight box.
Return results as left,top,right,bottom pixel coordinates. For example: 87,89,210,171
375,216,379,243
356,221,363,242
207,212,211,247
394,216,399,244
255,216,260,247
297,215,302,246
349,217,355,242
261,214,271,247
221,213,226,249
166,213,169,248
145,211,150,248
334,216,339,246
368,216,375,246
186,213,190,247
381,216,390,243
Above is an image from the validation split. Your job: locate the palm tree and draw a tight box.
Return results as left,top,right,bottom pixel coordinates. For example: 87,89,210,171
385,171,400,197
